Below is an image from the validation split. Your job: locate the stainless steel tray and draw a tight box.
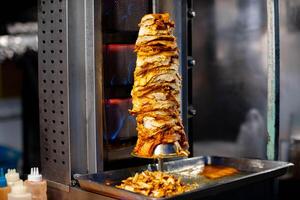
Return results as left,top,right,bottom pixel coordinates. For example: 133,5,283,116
74,156,293,200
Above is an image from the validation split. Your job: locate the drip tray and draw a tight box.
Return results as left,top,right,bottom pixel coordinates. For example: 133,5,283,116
74,156,293,200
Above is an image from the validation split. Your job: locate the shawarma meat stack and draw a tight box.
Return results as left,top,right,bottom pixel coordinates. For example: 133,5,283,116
130,13,189,158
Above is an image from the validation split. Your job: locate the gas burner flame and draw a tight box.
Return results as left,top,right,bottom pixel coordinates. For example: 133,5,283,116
104,98,135,141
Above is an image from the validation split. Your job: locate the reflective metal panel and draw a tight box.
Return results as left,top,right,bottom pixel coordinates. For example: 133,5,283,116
68,0,99,174
279,0,300,166
192,0,271,159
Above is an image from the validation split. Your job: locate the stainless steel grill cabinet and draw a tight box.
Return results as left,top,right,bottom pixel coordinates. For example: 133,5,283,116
38,0,285,199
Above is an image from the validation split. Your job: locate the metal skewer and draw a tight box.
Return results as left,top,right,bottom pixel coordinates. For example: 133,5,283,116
157,158,164,171
152,0,158,14
153,144,181,171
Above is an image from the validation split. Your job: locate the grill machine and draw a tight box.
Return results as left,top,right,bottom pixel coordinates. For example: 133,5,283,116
38,0,290,199
39,0,191,197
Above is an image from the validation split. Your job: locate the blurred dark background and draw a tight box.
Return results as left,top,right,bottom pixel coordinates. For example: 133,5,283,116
0,0,38,176
0,0,37,34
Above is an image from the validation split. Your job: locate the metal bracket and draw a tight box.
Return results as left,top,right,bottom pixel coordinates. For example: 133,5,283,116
188,56,196,69
188,9,196,19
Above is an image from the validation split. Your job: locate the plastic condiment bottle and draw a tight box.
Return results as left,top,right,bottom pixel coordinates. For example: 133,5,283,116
5,169,20,187
0,168,10,200
24,168,47,200
8,180,32,200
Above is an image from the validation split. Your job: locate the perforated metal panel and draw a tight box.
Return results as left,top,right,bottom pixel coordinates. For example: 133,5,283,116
38,0,70,185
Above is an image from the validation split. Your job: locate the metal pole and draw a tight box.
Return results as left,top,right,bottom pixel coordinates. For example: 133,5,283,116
157,158,164,171
266,0,280,160
152,0,158,13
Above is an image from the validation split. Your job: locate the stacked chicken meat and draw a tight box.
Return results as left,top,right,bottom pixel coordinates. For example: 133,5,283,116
130,13,189,157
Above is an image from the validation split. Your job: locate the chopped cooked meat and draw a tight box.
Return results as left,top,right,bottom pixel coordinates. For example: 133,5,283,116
131,13,189,158
116,170,196,198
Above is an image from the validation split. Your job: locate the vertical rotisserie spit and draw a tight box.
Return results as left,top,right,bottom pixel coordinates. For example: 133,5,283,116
130,13,189,158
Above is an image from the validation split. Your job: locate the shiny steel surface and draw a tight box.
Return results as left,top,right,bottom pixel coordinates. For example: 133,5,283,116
132,143,188,171
153,144,178,156
192,0,272,159
131,144,187,159
74,156,292,200
68,0,100,174
279,0,300,162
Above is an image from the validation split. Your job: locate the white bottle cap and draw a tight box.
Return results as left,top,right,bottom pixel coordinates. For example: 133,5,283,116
5,169,20,186
11,180,27,194
27,167,42,182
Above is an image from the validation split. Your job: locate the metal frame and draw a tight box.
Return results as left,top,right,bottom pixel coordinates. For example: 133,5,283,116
94,0,105,173
38,0,102,192
187,0,194,155
267,0,280,160
68,0,100,175
38,0,71,186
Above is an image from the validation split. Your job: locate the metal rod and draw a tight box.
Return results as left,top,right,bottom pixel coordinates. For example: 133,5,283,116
157,158,163,171
266,0,280,160
152,0,158,14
